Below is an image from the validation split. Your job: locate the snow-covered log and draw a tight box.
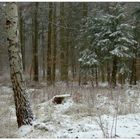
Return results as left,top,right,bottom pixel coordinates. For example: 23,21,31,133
52,94,71,104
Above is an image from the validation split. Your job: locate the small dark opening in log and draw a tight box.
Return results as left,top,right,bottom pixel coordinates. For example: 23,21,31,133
52,97,65,104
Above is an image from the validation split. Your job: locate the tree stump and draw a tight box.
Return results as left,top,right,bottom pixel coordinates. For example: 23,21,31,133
52,94,70,104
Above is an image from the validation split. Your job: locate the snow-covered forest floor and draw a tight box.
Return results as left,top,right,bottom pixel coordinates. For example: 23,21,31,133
0,81,140,138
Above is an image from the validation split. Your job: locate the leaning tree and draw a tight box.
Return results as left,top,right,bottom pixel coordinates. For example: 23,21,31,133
5,2,34,127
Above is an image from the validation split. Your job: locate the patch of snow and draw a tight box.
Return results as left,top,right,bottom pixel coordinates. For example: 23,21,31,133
53,94,71,98
27,88,35,93
18,125,33,137
125,89,139,98
0,86,12,94
98,82,108,87
55,113,140,138
54,98,74,113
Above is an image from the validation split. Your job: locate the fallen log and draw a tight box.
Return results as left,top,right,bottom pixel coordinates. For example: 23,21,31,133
52,94,71,104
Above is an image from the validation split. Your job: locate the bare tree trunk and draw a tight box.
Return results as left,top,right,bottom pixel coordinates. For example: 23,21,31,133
60,2,65,81
82,2,88,17
71,47,76,80
95,65,98,87
32,3,39,82
41,25,46,80
52,3,57,84
111,56,117,88
78,2,88,85
107,61,111,86
6,3,33,127
60,3,68,81
65,30,69,84
19,9,25,72
101,64,105,83
47,2,53,85
130,58,137,85
118,73,125,88
78,64,81,86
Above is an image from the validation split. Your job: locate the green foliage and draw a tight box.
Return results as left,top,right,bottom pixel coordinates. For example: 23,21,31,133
78,3,138,76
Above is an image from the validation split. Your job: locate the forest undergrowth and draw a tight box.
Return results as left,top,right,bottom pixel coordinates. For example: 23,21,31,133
0,80,140,138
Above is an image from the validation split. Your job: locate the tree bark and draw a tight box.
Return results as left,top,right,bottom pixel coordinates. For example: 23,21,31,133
52,3,57,84
101,64,105,83
71,46,76,80
60,3,68,81
107,61,111,86
32,3,39,82
47,2,53,85
19,9,25,72
78,2,88,85
41,24,46,80
82,2,88,17
111,56,118,88
95,65,98,87
6,3,33,127
130,58,137,85
118,73,125,88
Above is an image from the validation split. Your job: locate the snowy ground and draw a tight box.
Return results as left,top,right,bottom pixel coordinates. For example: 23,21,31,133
19,99,140,138
0,82,140,138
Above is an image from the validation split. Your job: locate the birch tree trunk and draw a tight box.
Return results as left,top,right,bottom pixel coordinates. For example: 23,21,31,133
5,3,34,128
19,8,25,72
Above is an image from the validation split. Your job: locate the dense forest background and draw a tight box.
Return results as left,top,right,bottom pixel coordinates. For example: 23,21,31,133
1,2,140,138
0,2,140,88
